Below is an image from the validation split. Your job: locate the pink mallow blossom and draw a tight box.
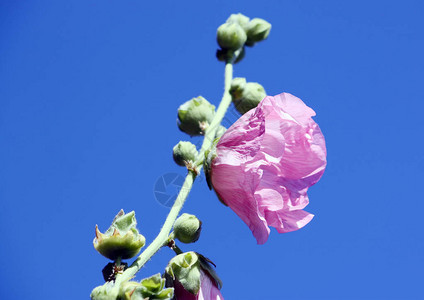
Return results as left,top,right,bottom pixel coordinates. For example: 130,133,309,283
211,93,327,244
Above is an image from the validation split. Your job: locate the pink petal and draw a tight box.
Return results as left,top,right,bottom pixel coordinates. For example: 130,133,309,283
198,271,224,300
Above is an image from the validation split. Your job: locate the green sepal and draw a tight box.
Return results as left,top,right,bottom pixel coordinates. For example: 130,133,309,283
119,274,174,300
94,210,146,260
165,252,201,295
91,281,120,300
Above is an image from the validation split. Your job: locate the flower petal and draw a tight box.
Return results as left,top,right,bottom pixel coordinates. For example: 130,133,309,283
198,271,224,300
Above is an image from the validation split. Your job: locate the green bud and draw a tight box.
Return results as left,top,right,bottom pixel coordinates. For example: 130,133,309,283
232,81,266,114
173,213,202,244
165,252,223,296
165,252,201,294
217,22,247,51
93,210,146,261
119,274,174,300
246,18,271,46
173,141,198,167
91,282,119,300
229,77,247,101
226,13,250,31
177,96,215,136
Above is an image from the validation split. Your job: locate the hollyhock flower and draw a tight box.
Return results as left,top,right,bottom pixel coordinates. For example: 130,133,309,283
166,252,223,300
210,93,327,244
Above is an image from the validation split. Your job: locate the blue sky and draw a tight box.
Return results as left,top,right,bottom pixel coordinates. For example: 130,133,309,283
1,1,423,299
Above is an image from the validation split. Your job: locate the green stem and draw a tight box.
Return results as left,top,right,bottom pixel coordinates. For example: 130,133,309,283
198,61,234,160
115,60,233,285
171,243,184,255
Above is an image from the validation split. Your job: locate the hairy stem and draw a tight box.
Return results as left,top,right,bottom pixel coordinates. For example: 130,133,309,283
198,61,234,159
115,60,233,285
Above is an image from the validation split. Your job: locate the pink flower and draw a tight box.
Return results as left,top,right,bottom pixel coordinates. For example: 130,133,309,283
211,93,327,244
173,270,223,300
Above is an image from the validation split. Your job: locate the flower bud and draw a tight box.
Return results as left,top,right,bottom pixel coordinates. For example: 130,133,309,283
173,213,202,244
165,252,223,299
165,252,201,295
217,22,247,51
119,274,174,300
233,81,266,114
246,18,271,46
93,210,146,261
226,13,250,31
177,96,215,136
173,141,198,167
229,77,247,101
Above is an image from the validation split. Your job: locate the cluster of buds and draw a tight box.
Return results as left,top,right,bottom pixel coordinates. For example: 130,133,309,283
216,13,271,63
230,77,267,114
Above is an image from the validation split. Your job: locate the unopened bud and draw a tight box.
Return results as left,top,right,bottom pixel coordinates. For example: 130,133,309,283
230,79,266,114
217,23,247,51
165,252,201,294
229,77,247,101
177,96,215,136
246,18,271,46
93,210,146,261
173,141,198,167
173,213,202,244
165,252,222,297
